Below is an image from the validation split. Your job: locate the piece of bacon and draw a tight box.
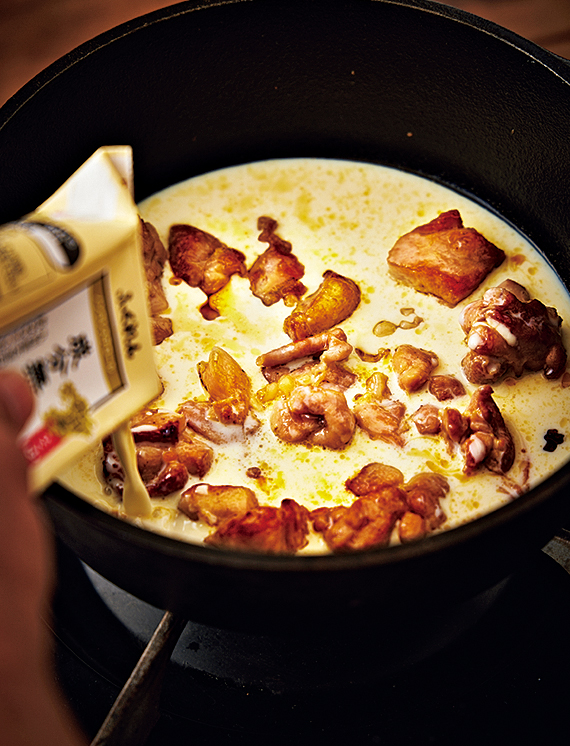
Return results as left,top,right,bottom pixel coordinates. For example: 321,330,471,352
248,216,306,306
168,224,247,320
387,209,505,306
204,498,310,553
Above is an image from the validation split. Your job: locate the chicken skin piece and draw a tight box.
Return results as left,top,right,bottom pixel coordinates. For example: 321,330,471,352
387,209,505,306
283,270,361,341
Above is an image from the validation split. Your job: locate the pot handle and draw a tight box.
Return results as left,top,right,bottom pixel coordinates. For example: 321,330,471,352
543,528,570,575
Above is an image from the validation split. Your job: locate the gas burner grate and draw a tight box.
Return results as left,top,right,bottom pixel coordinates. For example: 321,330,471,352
49,536,570,745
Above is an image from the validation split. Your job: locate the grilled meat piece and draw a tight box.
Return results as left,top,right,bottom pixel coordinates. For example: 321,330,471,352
428,374,466,401
283,270,361,341
168,223,247,319
205,498,310,553
179,483,259,526
460,279,567,384
248,216,306,306
462,385,515,475
310,489,407,552
387,209,505,306
392,344,439,393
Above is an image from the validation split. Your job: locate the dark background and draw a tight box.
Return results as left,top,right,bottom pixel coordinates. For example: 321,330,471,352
1,0,570,109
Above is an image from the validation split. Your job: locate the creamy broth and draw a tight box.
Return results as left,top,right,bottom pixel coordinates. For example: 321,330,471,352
59,158,570,552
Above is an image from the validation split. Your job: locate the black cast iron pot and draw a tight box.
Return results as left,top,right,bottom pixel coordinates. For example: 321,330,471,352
2,0,570,633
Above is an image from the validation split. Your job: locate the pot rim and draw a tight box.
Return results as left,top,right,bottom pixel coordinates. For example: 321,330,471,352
3,0,570,133
45,451,570,572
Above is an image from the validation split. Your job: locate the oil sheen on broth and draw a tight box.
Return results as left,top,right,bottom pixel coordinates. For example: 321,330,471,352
59,158,570,553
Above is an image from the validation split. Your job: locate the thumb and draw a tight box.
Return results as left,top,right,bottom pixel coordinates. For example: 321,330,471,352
0,369,35,433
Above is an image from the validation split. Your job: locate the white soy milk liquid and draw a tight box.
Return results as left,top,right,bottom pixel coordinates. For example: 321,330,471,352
59,158,570,552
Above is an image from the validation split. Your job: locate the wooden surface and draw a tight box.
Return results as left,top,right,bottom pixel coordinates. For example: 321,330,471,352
1,0,569,107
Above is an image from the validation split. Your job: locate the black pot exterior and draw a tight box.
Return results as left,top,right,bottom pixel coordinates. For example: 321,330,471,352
3,0,570,630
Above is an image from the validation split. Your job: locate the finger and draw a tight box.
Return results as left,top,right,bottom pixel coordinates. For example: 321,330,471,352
0,369,35,432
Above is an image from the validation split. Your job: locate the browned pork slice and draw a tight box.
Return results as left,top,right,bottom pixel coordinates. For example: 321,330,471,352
204,498,310,553
248,216,306,306
387,209,505,306
460,279,567,384
168,224,247,319
283,270,361,341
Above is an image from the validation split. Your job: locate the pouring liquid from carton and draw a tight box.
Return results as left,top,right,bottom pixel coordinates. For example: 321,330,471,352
0,146,161,514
